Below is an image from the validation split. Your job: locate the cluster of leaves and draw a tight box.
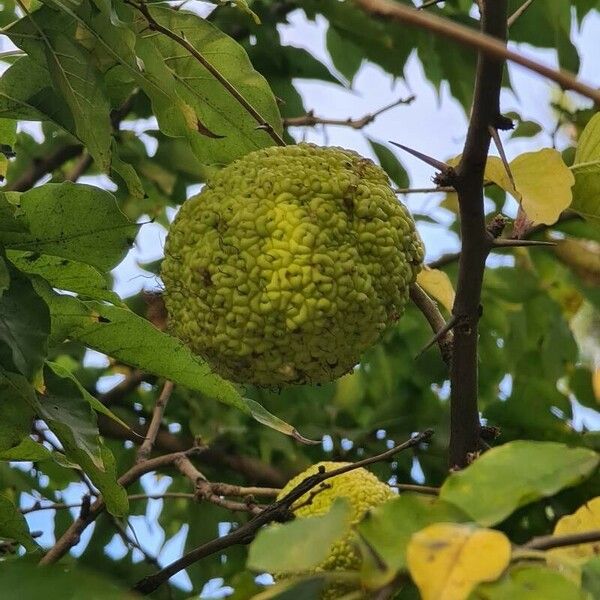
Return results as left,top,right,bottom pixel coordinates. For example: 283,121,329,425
248,441,600,599
0,0,599,598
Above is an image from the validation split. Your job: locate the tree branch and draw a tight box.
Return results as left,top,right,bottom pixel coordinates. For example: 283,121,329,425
97,413,287,487
133,429,434,595
448,0,508,467
523,529,600,551
409,284,453,365
5,144,83,192
136,380,174,463
38,449,203,566
354,0,600,103
283,96,415,129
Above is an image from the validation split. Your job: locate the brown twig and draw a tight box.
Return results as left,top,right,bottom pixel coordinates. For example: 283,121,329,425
97,413,287,487
5,94,136,192
394,186,454,194
391,483,440,495
5,144,83,192
126,0,285,147
174,454,264,515
39,448,204,566
409,284,453,365
283,96,415,129
523,529,600,551
64,152,93,182
22,484,280,516
507,0,535,28
354,0,600,103
133,429,434,595
493,238,556,248
136,381,174,463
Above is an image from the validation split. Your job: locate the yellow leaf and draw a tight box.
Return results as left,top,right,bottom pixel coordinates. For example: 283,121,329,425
509,149,575,225
416,268,455,313
460,151,574,226
407,523,511,600
550,496,600,561
484,155,516,194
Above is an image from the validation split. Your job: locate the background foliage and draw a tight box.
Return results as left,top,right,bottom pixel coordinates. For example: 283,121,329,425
1,0,600,598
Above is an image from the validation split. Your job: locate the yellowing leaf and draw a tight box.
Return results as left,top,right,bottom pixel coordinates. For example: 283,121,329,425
416,268,455,313
441,151,574,225
509,149,574,225
484,155,516,194
550,496,600,561
407,523,511,600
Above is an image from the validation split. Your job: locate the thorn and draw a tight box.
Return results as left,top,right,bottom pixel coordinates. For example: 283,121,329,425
415,315,459,360
389,141,452,172
488,126,516,190
493,238,557,248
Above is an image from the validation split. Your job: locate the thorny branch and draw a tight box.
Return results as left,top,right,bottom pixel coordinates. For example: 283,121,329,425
133,429,434,595
447,0,508,467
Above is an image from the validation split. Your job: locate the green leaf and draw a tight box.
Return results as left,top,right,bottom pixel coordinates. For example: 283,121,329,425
470,565,588,599
326,26,363,85
440,441,599,526
582,556,600,598
357,494,467,587
35,363,128,516
0,263,49,379
369,140,409,188
8,250,123,306
134,5,283,165
510,120,543,139
35,282,307,439
6,14,112,170
45,361,132,433
0,57,74,131
250,577,327,599
0,437,53,462
0,183,137,271
38,362,103,470
571,111,600,222
0,492,36,551
0,560,137,598
0,253,9,296
247,498,352,572
0,118,17,147
0,370,35,453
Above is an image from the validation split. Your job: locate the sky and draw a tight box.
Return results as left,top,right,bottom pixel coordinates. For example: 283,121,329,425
5,3,600,597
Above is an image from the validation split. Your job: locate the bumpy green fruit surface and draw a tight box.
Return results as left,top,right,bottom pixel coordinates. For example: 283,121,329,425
161,143,423,386
277,461,395,599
